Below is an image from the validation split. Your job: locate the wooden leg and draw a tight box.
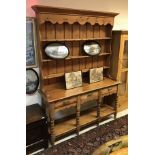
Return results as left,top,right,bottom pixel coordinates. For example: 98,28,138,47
97,90,102,126
76,96,80,135
114,94,118,119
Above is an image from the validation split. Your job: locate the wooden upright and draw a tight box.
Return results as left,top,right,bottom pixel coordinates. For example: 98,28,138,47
32,5,119,145
110,31,128,112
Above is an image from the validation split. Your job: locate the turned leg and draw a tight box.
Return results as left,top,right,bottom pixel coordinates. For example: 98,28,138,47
76,96,80,135
114,94,118,119
97,90,102,126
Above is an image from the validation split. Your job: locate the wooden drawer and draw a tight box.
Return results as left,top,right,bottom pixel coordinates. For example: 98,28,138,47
80,91,98,104
101,86,117,96
108,86,117,94
54,97,77,110
101,88,109,95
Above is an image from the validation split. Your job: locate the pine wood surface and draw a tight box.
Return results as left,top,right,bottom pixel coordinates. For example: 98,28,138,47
111,31,128,112
51,104,115,137
42,78,119,103
33,5,119,144
54,118,76,137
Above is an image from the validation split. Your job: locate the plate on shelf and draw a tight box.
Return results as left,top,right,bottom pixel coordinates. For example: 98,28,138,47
26,69,39,95
83,41,101,56
45,42,69,59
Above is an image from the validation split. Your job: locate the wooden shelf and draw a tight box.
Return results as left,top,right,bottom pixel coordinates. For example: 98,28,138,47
100,104,115,118
42,78,120,102
42,53,111,62
41,37,111,42
80,109,97,126
79,105,115,126
121,68,128,72
43,66,110,79
54,118,76,137
51,105,115,137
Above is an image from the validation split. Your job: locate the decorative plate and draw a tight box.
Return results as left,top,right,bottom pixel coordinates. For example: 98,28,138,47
83,41,101,56
26,69,39,94
45,42,69,59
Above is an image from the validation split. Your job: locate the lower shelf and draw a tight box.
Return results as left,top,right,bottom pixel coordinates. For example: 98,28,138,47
80,109,97,126
100,104,115,117
54,118,76,137
53,105,115,137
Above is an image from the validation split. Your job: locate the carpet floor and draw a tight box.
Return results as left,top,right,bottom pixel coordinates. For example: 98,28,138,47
36,115,128,155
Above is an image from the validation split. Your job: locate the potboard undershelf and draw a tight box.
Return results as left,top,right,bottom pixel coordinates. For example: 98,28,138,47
53,104,114,137
100,104,115,117
54,118,76,137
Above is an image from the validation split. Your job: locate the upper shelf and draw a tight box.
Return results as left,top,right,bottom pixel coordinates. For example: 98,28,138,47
43,66,110,79
41,37,111,42
42,53,111,62
122,68,128,72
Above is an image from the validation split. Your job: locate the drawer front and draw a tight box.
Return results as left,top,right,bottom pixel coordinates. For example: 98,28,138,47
80,91,98,104
101,86,117,96
101,88,109,95
108,86,117,94
54,97,77,110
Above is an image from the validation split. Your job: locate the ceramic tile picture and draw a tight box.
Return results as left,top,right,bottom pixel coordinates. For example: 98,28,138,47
65,71,82,89
89,67,103,83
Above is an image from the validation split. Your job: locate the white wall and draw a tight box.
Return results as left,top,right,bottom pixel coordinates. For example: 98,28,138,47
26,0,128,106
27,0,128,30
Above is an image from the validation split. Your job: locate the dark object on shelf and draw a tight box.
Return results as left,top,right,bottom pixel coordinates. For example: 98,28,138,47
36,115,128,155
83,41,101,56
26,69,39,95
26,104,48,154
45,42,69,59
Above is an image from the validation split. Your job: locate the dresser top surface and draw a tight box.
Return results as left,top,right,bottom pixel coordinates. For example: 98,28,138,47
42,78,120,103
26,104,46,124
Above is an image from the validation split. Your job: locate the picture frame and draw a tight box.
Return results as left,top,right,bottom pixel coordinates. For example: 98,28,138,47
82,41,101,56
26,17,37,68
65,71,82,89
89,67,103,83
45,42,69,59
26,68,39,95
